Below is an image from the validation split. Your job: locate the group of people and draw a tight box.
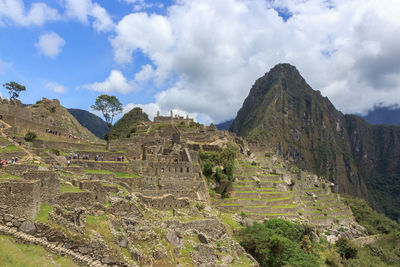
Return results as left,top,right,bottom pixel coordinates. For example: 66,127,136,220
0,157,19,166
45,129,80,140
67,152,105,163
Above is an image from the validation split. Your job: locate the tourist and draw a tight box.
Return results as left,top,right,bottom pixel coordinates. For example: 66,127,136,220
67,159,71,167
101,155,104,161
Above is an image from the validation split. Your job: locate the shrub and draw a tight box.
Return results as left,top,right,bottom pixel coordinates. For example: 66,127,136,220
195,202,205,211
324,249,342,266
50,148,60,156
202,160,213,179
214,167,223,184
239,219,320,267
336,237,358,259
24,131,37,142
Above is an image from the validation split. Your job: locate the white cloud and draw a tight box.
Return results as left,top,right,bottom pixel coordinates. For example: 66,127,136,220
64,0,114,32
110,0,400,123
0,0,60,26
35,32,66,58
134,64,155,81
45,82,67,93
84,70,136,94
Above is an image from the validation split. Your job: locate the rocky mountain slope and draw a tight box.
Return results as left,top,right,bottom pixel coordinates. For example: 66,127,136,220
68,108,108,139
0,98,98,142
230,64,400,220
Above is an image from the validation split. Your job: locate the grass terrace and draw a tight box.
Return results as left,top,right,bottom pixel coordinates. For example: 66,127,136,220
0,234,78,267
0,172,21,180
84,169,140,178
0,144,21,152
35,204,53,223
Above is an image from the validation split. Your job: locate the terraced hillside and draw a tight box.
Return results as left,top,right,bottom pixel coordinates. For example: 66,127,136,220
214,153,354,228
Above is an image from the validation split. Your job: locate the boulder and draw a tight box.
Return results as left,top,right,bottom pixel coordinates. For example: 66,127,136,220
166,229,184,248
221,254,234,264
198,233,208,244
20,221,36,235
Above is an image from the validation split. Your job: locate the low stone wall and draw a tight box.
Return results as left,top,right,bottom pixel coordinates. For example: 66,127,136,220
0,180,40,220
23,171,60,204
78,180,106,204
0,150,27,159
85,173,115,183
57,192,95,209
73,161,132,173
138,194,190,210
103,185,119,193
114,177,142,192
75,151,126,162
4,164,39,176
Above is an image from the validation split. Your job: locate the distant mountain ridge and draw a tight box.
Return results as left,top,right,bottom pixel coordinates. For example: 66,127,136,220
362,106,400,126
215,119,234,130
68,108,108,139
230,63,400,220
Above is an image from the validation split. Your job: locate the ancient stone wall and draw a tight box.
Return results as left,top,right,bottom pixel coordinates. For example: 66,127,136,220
23,171,60,204
78,180,106,204
57,192,95,209
74,151,126,161
138,194,189,210
0,150,27,159
4,164,39,176
0,180,40,220
73,161,132,173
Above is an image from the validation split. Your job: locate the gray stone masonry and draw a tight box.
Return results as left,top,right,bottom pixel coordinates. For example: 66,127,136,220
0,179,40,220
23,171,60,204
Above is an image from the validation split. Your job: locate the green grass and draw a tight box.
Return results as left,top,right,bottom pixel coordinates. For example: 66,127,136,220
114,172,141,178
35,204,53,223
234,190,288,194
0,144,21,152
84,169,113,175
247,204,298,208
84,169,140,178
60,184,84,193
0,173,21,180
0,234,78,267
220,212,244,233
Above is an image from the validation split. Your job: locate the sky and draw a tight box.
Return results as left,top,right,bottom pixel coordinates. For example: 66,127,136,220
0,0,400,124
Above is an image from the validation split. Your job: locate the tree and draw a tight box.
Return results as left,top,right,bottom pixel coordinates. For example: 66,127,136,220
2,81,26,101
91,94,123,150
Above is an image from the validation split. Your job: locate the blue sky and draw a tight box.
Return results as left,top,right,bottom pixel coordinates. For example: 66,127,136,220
1,0,400,124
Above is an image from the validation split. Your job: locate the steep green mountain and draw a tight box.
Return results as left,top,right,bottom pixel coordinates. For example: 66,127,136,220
230,63,400,220
362,105,400,126
68,108,108,139
111,107,150,139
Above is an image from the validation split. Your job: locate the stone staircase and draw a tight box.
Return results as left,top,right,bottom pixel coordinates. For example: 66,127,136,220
0,224,109,267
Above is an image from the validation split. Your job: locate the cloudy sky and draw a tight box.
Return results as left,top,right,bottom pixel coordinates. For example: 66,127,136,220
0,0,400,124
